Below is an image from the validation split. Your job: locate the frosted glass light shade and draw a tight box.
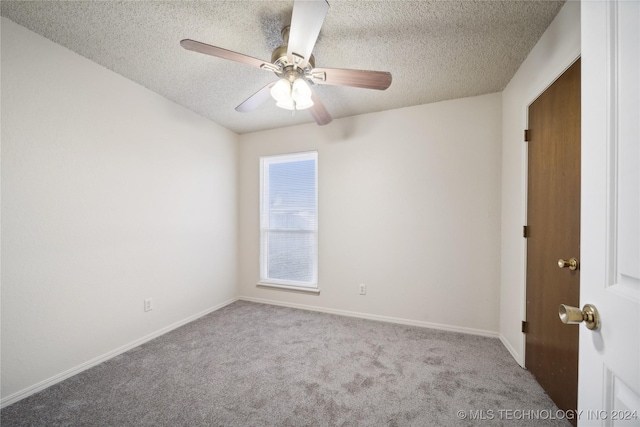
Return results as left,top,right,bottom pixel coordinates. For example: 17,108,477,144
271,78,292,103
276,99,296,110
271,77,313,110
292,78,312,102
291,78,313,110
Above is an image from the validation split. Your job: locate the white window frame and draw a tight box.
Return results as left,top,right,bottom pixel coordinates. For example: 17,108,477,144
258,151,318,292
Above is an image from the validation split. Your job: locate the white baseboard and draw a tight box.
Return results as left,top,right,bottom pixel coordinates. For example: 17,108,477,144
1,297,239,409
3,296,512,409
499,334,525,367
238,296,500,338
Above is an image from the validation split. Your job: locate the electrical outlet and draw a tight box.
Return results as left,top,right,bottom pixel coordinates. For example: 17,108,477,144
359,284,366,295
144,298,153,312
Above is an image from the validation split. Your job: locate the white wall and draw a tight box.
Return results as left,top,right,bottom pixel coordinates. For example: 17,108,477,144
1,18,238,403
239,93,502,335
499,1,580,366
0,0,580,404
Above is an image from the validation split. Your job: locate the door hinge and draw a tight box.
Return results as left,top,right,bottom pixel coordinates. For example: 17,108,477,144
523,225,529,238
522,321,528,333
524,129,530,141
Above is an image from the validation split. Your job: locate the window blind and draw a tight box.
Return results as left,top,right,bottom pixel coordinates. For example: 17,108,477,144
260,152,318,288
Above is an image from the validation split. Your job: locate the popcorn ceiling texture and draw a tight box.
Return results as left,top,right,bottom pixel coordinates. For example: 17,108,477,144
1,1,564,134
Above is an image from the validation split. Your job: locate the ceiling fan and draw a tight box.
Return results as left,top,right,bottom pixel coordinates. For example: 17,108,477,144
180,0,392,126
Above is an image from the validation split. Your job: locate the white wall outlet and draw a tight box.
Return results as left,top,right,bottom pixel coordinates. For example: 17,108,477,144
144,298,153,312
359,284,366,295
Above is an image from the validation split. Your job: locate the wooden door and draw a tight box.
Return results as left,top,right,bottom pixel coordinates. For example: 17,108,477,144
525,59,581,419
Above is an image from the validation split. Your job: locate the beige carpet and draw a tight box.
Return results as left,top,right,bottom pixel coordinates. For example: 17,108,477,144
1,300,571,426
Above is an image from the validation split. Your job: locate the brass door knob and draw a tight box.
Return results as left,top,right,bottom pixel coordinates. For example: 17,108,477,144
559,304,600,330
558,257,579,270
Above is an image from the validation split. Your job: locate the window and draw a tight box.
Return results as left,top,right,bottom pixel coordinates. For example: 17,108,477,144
260,152,318,290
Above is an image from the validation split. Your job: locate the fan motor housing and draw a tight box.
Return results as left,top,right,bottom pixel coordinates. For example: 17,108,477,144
271,26,315,74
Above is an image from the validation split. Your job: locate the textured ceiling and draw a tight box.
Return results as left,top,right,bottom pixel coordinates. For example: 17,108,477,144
1,1,564,134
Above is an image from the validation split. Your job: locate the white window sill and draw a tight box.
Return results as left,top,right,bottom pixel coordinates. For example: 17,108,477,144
257,282,320,294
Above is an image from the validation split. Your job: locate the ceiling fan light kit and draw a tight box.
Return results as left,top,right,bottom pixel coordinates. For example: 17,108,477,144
271,75,314,111
180,0,392,126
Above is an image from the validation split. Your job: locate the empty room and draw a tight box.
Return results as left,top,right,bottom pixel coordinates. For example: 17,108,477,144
1,0,638,426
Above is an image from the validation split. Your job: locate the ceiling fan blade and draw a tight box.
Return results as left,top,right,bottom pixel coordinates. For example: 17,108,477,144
180,39,275,71
309,87,332,126
310,68,392,90
287,0,329,69
235,82,276,113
